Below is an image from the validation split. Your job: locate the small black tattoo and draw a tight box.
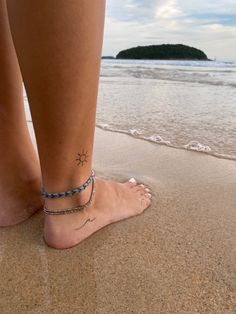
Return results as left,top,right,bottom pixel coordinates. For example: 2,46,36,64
75,217,96,231
76,149,89,167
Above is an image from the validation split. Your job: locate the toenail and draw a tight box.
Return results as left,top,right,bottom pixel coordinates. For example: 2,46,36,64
145,188,150,192
145,193,152,198
139,184,145,188
129,178,136,183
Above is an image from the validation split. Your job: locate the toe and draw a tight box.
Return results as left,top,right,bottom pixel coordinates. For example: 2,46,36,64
125,178,138,187
132,185,146,195
145,193,152,199
140,197,151,211
137,184,151,193
145,197,152,208
136,184,147,191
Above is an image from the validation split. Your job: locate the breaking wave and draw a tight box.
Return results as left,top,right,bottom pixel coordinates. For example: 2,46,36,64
96,123,236,161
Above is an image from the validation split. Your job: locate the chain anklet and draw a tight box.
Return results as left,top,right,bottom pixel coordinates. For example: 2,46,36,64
43,177,96,215
41,170,94,199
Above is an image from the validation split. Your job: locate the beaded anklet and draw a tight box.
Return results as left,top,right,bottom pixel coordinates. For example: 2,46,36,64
43,176,96,215
41,170,94,199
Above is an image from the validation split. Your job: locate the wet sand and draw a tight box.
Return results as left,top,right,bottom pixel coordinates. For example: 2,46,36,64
0,125,236,313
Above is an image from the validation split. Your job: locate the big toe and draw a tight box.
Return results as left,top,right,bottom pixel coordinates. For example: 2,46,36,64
124,178,138,187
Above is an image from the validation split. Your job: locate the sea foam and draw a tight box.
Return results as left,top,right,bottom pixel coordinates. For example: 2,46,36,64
184,141,211,152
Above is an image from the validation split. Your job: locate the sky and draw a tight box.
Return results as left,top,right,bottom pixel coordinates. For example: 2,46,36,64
103,0,236,61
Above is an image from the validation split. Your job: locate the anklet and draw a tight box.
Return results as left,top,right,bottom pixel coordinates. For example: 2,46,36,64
43,177,96,215
41,170,94,199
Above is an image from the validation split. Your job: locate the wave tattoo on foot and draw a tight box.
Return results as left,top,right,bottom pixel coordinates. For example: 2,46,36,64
75,149,89,166
75,217,96,231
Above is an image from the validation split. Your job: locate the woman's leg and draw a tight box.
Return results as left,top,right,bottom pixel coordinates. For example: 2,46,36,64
0,0,42,226
7,0,151,248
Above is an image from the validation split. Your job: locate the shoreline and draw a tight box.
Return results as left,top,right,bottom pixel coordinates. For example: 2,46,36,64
96,125,236,162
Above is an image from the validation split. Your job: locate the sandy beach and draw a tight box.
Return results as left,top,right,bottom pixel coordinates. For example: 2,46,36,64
0,125,236,313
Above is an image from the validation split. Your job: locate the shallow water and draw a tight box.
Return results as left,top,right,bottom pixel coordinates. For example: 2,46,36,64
97,60,236,160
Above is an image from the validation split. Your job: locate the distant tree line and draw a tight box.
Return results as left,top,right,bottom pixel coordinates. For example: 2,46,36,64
116,44,208,60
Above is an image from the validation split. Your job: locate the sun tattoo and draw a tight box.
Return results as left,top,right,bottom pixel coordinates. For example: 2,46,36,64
75,149,89,167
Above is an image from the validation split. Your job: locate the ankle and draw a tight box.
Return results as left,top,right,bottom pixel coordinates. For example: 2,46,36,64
41,167,93,193
43,182,93,210
42,169,94,210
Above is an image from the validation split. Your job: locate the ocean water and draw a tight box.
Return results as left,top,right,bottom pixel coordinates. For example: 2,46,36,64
97,59,236,160
24,59,236,161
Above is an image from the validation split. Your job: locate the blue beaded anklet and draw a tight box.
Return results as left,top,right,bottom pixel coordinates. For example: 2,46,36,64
43,177,96,215
41,170,94,199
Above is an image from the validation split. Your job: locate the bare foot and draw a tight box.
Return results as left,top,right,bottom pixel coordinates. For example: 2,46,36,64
0,176,43,227
44,178,152,249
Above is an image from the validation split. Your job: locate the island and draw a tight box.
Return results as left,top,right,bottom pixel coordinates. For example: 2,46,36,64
116,44,208,60
101,56,115,60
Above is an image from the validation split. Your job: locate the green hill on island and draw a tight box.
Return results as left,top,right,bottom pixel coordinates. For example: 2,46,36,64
116,44,208,60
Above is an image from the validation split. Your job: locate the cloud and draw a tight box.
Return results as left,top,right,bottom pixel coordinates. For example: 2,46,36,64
155,0,184,19
103,0,236,60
